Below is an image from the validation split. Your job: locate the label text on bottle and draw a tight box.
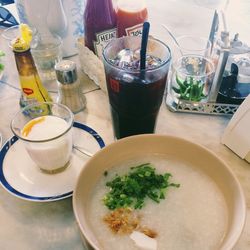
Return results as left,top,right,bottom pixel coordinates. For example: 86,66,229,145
94,28,117,58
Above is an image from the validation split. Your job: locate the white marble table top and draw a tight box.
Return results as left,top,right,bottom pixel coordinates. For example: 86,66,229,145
0,1,249,249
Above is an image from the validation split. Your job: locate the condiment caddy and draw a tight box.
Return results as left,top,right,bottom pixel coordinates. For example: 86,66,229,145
166,10,250,116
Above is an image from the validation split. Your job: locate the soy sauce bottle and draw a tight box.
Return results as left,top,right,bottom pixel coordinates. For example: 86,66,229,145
12,39,52,108
83,0,117,58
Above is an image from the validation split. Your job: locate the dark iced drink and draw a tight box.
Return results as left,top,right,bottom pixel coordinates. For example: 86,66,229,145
103,36,171,139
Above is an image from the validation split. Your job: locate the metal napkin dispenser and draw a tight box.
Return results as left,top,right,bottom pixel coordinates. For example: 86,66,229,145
221,94,250,163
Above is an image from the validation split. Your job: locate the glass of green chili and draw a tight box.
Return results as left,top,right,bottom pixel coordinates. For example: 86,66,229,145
169,54,215,103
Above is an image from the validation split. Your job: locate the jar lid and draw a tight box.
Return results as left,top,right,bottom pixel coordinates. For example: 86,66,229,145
55,60,77,84
11,24,33,52
230,33,250,54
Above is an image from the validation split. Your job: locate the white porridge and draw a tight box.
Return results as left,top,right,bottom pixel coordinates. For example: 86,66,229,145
87,156,228,250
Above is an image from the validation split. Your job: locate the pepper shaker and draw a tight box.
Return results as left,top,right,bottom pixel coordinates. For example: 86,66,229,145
55,60,86,114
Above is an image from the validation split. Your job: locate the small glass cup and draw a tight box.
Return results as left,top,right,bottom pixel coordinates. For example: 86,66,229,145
1,25,39,52
2,25,38,44
31,34,63,81
167,54,215,106
1,25,61,79
174,35,212,61
11,102,74,174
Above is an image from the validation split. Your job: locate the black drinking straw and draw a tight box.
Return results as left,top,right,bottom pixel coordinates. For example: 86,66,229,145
140,22,150,79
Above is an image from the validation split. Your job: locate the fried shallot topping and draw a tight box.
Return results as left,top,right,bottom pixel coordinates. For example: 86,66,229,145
103,207,139,234
103,207,157,238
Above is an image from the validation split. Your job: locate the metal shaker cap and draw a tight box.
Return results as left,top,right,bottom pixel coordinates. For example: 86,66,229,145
55,60,77,84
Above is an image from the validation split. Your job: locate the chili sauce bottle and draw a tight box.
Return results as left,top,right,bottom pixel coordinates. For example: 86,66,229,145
83,0,117,58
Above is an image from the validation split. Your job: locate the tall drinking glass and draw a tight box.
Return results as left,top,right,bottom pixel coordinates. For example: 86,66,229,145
174,35,212,61
103,36,171,139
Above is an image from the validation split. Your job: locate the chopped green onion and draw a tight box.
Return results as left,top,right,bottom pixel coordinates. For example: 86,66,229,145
103,163,180,210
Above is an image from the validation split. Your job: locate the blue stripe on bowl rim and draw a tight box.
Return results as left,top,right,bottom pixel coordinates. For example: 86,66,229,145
0,122,105,202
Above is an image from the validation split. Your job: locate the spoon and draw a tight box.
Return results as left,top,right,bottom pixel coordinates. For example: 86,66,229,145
161,24,180,48
161,24,184,57
73,145,93,157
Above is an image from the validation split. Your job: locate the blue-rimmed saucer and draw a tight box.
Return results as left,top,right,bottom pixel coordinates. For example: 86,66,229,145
0,122,105,202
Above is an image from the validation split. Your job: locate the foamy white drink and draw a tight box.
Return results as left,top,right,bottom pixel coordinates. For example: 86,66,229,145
22,115,73,172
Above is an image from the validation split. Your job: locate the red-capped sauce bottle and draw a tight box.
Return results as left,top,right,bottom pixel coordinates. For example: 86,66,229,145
117,0,148,37
84,0,117,58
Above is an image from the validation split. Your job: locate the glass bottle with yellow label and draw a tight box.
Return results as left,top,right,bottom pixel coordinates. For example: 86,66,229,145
11,24,52,108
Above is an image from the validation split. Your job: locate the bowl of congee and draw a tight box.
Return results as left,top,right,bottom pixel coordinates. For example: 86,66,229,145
73,134,246,250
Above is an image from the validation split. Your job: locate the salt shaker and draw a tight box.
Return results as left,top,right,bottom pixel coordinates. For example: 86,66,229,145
55,60,86,113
